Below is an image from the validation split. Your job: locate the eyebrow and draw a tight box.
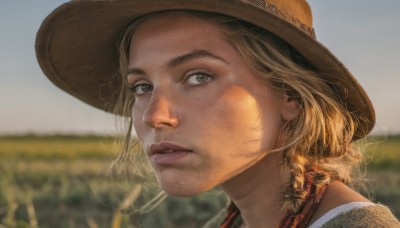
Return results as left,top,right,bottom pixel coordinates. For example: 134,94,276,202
167,49,228,67
126,68,145,76
126,49,228,76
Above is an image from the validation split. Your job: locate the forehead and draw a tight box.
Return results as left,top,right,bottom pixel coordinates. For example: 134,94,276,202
128,12,237,65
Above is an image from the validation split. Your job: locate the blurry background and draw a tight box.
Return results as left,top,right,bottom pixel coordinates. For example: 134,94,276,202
0,1,399,227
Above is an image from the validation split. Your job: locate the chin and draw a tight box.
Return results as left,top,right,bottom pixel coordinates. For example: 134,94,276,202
159,183,206,197
157,178,214,197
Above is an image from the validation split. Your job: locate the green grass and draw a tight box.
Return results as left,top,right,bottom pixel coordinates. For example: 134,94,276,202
362,135,400,170
0,135,399,227
0,135,116,160
0,135,227,227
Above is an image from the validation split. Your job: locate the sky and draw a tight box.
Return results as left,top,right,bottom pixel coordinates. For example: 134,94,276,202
0,1,399,135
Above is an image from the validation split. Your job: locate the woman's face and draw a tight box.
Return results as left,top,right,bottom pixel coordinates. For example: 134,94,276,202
128,13,297,196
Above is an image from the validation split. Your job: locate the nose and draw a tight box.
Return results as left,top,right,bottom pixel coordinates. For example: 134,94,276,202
143,92,179,129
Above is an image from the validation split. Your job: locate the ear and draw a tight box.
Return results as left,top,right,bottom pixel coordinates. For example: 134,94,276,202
281,95,300,121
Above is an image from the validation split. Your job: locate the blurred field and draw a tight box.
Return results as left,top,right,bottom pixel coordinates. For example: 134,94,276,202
0,135,399,227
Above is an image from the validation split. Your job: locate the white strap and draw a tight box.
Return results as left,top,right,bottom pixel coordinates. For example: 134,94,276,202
308,202,375,228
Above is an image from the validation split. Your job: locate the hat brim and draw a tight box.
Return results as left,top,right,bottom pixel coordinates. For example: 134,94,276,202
35,0,375,140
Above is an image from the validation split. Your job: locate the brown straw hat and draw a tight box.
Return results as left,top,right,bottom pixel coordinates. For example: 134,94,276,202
35,0,375,140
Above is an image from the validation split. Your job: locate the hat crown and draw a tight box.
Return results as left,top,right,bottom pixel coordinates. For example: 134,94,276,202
243,0,314,36
35,0,374,139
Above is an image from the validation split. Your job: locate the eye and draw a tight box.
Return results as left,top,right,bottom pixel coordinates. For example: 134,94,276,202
185,72,213,86
129,83,153,95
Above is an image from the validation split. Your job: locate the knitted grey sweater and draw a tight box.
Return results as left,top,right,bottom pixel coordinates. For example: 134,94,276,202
322,205,399,228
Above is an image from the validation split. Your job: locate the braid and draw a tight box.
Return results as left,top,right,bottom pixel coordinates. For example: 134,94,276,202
282,151,308,214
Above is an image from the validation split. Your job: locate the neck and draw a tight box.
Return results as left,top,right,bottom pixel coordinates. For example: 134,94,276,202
220,152,289,228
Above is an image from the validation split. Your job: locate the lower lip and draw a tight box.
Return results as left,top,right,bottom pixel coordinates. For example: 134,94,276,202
150,151,191,165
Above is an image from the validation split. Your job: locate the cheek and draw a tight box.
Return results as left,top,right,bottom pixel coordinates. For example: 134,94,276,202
204,86,279,155
207,65,279,142
132,101,148,141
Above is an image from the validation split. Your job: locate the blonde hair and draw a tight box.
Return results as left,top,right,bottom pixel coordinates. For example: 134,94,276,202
112,11,364,215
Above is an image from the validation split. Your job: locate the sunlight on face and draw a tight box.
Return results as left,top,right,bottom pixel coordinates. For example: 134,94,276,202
128,12,289,197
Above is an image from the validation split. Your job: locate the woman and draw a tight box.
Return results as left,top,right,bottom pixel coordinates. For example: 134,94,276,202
36,0,399,227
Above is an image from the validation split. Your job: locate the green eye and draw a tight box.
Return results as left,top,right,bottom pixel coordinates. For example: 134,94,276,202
130,84,153,95
186,72,213,85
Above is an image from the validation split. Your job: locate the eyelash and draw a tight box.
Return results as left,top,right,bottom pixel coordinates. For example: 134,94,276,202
128,83,152,95
128,71,214,95
184,71,214,86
